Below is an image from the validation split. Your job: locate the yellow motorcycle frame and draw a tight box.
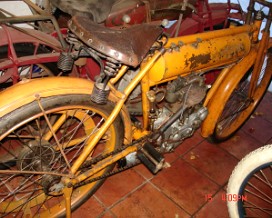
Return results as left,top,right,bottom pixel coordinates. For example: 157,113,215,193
0,0,271,217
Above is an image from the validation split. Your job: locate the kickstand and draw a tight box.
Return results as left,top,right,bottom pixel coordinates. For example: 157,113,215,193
63,187,73,218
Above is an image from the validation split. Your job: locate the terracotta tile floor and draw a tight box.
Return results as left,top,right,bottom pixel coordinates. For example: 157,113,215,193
73,91,272,218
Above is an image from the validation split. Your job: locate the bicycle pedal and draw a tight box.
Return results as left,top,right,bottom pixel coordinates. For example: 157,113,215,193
137,143,165,174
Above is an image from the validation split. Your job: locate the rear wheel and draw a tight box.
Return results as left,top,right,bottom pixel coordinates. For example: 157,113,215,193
212,48,272,141
0,94,124,217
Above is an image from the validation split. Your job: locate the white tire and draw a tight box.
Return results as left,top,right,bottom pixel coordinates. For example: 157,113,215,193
227,144,272,218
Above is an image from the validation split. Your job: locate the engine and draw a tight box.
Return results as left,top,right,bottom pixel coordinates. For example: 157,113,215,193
118,71,209,153
151,74,208,152
118,73,209,172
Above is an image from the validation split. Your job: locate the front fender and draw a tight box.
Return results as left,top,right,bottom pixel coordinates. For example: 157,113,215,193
201,48,257,138
0,77,132,143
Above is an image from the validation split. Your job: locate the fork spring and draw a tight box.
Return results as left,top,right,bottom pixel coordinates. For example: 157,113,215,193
57,52,74,72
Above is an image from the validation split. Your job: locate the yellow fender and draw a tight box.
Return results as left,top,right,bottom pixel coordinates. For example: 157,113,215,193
201,48,257,138
0,77,132,143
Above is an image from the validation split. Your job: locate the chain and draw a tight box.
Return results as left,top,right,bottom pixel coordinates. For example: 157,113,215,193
74,161,140,188
74,134,153,188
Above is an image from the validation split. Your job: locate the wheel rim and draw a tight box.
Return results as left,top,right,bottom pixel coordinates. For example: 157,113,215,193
238,163,272,217
0,63,55,88
215,51,272,139
19,63,55,79
0,104,117,217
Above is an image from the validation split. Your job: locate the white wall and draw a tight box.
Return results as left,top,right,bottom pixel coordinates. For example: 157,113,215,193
0,1,35,27
0,1,33,15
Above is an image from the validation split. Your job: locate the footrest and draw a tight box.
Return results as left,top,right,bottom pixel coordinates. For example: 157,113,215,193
137,143,165,174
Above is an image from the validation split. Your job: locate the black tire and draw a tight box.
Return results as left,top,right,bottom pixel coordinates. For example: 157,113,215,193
0,94,124,217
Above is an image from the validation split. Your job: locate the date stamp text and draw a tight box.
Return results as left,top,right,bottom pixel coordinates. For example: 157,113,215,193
205,194,247,202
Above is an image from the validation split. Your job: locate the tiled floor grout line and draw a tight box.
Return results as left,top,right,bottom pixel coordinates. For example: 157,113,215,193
241,127,272,146
178,143,233,188
131,139,232,216
176,137,206,158
140,151,230,216
92,195,116,218
131,166,155,181
93,176,152,217
190,186,227,217
102,178,151,212
146,174,193,216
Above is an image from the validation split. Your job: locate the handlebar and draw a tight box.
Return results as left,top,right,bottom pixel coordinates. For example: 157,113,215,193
246,0,272,26
254,0,272,8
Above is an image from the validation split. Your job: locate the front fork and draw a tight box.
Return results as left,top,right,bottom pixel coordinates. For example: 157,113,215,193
247,0,272,97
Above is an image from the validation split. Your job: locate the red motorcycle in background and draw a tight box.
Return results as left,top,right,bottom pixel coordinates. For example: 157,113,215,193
0,0,67,88
104,0,243,35
0,0,243,87
51,0,243,34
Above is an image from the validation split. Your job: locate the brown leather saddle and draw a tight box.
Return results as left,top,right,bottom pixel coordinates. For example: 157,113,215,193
69,16,163,67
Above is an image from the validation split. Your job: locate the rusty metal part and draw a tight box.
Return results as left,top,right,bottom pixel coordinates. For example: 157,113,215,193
68,16,163,67
147,25,252,83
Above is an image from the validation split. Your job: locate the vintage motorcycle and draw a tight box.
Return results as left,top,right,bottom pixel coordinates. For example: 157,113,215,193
0,0,271,217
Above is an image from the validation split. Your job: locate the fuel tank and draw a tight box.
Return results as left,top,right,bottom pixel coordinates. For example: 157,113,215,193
148,26,252,82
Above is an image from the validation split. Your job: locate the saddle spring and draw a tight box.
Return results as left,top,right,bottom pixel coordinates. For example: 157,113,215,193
57,51,74,72
58,31,122,104
91,57,121,105
57,32,82,72
104,57,121,78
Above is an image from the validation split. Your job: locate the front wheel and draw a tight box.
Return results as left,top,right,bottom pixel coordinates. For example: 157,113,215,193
211,48,272,141
0,94,124,217
227,144,272,218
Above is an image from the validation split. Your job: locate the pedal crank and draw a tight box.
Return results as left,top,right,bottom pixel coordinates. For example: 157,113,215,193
137,143,165,174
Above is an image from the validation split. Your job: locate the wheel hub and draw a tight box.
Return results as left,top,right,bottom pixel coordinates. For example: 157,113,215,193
16,140,64,194
17,140,56,171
